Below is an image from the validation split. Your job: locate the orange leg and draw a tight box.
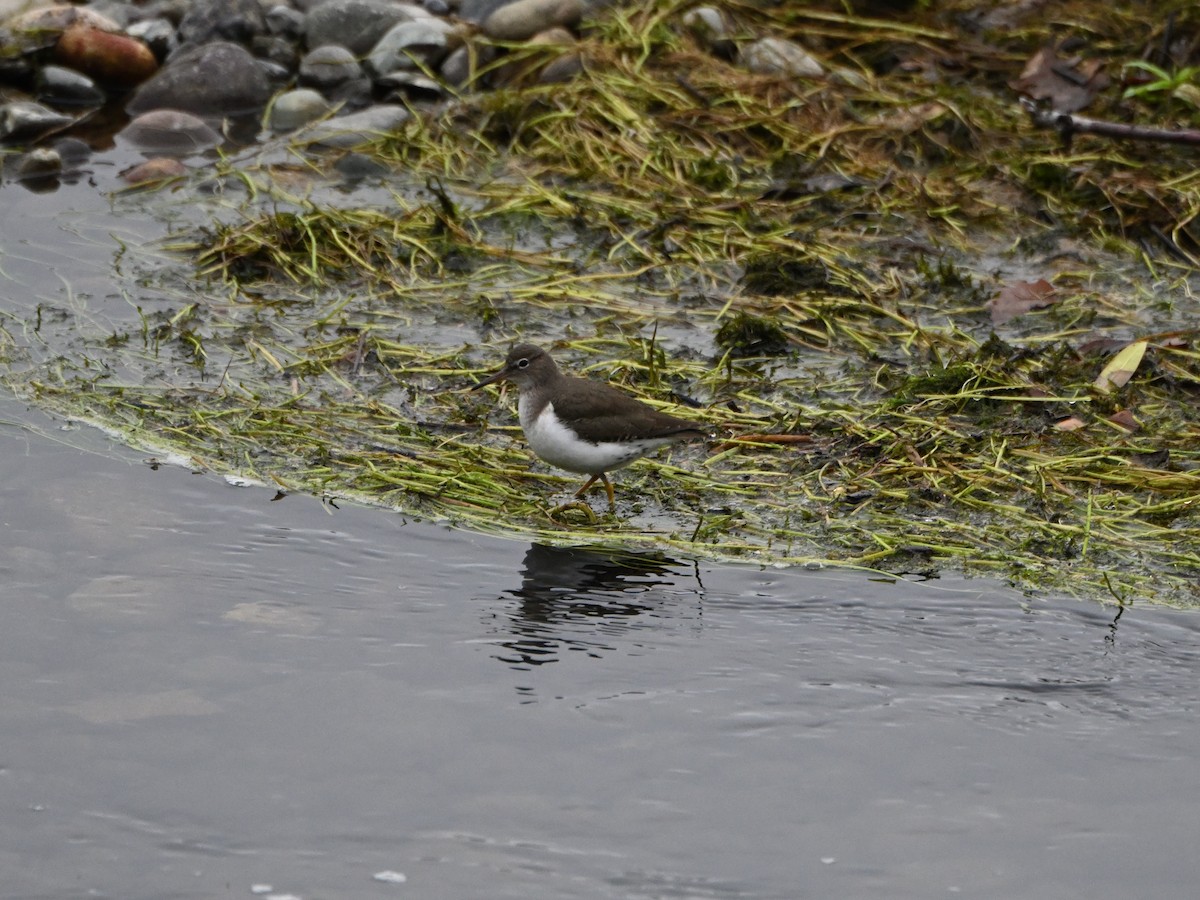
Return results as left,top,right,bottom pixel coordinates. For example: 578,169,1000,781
574,473,615,509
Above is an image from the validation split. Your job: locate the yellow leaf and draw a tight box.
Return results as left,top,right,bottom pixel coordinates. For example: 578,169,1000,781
1094,340,1147,393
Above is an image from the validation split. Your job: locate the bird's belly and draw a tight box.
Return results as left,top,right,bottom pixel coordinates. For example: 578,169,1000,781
522,404,663,474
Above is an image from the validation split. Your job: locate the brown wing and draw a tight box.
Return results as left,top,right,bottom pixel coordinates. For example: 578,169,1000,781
551,376,706,443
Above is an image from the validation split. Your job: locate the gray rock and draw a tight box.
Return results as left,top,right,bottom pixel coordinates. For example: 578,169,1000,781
423,0,450,14
457,0,515,23
269,88,334,131
334,151,389,180
681,6,733,58
178,0,266,46
299,44,364,88
52,137,93,170
80,1,133,28
741,37,823,78
118,108,222,154
126,18,178,61
253,34,300,71
12,147,63,181
366,18,456,76
376,70,445,102
483,0,583,41
303,0,420,55
36,65,106,107
0,101,76,143
265,4,305,38
299,103,410,148
126,42,271,116
539,48,582,83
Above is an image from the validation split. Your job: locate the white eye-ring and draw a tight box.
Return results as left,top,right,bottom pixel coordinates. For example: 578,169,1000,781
517,358,530,368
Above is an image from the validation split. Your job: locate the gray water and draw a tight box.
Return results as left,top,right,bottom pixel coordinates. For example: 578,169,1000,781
3,144,1200,900
2,404,1200,900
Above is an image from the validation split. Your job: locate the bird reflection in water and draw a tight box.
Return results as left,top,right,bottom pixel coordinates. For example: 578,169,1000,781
492,543,701,669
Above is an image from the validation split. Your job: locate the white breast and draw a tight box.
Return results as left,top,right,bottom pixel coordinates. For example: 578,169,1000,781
519,398,663,475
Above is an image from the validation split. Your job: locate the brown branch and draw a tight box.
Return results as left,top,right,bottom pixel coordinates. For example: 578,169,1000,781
1020,97,1200,147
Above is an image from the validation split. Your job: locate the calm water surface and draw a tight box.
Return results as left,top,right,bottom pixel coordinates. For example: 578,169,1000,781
2,407,1199,900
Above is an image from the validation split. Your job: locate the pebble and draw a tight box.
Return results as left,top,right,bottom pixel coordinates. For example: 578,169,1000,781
0,100,76,143
269,88,334,131
299,103,411,148
265,4,305,39
178,0,266,47
55,23,159,87
741,37,824,78
120,156,188,185
365,18,457,77
492,25,574,86
303,0,420,55
36,65,106,106
299,44,364,89
126,40,271,115
118,108,222,154
376,70,444,102
483,0,583,41
682,6,734,58
126,18,178,60
12,147,64,181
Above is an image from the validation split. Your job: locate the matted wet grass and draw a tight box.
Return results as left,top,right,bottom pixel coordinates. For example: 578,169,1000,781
4,0,1200,606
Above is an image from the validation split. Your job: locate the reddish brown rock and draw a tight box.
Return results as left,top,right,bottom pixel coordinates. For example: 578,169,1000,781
56,24,158,88
120,157,187,186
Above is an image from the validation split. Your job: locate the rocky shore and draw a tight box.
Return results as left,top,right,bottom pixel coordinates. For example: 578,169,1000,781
0,0,828,186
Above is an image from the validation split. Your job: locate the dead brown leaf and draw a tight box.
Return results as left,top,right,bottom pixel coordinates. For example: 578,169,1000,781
988,278,1057,325
1012,46,1110,113
1106,409,1139,432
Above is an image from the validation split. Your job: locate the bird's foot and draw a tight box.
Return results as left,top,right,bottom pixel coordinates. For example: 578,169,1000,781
549,499,600,524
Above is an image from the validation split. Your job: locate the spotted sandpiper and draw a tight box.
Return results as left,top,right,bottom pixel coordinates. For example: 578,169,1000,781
473,344,707,510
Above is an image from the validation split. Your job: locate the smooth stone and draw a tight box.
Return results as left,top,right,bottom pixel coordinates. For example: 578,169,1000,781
82,0,134,28
456,0,516,23
265,4,304,38
55,23,158,87
126,41,271,115
492,25,573,85
252,34,300,71
303,0,419,55
36,64,106,106
120,156,188,184
365,18,456,76
376,70,444,102
741,36,824,78
12,147,63,180
483,0,582,41
52,136,93,169
681,6,733,57
6,5,123,38
269,88,333,130
439,45,476,87
423,0,449,14
298,43,363,88
334,151,389,180
299,103,410,148
118,108,222,154
126,18,177,60
178,0,266,46
538,47,583,83
0,100,75,142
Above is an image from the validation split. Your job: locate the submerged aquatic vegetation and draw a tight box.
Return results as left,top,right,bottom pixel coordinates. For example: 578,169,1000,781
4,0,1200,607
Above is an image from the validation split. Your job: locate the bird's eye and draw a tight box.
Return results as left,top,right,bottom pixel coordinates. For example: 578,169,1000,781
517,358,529,369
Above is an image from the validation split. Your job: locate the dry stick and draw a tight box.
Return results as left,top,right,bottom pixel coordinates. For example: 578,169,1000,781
1021,97,1200,146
